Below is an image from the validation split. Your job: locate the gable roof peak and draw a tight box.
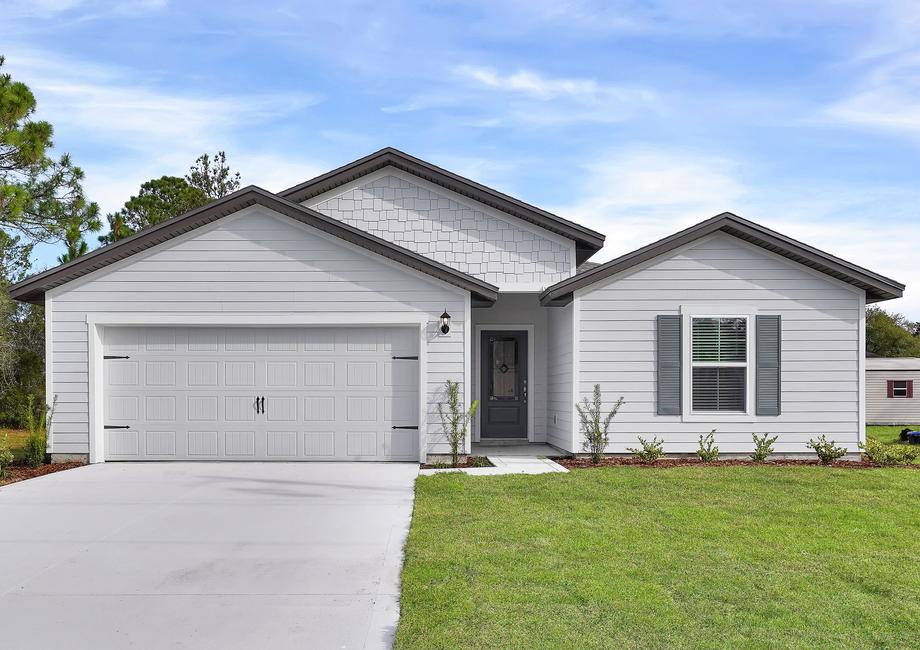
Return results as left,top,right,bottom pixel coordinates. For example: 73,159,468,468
7,186,498,305
279,147,605,264
540,211,904,306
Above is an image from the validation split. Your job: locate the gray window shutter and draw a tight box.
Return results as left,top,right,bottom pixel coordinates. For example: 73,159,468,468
756,315,781,416
657,315,682,415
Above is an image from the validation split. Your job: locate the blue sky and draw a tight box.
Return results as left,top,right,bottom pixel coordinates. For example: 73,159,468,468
4,0,920,316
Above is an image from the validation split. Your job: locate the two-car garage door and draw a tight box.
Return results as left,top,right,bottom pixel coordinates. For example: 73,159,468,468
103,326,420,461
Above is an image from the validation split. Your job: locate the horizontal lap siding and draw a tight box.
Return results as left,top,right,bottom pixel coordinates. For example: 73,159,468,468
50,208,466,456
547,303,573,450
577,233,862,455
866,371,920,425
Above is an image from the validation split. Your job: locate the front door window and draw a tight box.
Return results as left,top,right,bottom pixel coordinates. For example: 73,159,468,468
490,337,518,399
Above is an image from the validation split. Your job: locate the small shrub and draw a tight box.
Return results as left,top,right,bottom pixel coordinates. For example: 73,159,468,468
0,433,14,480
750,433,778,462
437,380,479,468
469,456,492,468
22,395,57,469
627,436,664,463
860,438,920,465
806,435,847,465
696,429,719,462
576,384,625,464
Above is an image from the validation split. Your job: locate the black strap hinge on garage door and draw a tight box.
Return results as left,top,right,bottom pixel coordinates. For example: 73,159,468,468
392,426,419,430
104,355,131,359
391,355,418,360
104,425,131,429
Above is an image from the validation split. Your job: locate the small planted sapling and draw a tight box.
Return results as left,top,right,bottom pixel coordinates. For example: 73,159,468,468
438,379,479,468
576,384,625,464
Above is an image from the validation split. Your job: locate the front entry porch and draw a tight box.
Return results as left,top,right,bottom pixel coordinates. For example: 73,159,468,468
471,440,565,457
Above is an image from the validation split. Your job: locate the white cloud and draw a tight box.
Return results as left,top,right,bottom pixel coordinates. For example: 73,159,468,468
1,46,328,253
453,65,601,100
552,148,920,317
553,148,745,256
419,64,661,126
4,51,318,154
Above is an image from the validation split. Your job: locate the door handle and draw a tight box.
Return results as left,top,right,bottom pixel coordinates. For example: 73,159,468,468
260,396,265,415
255,397,261,414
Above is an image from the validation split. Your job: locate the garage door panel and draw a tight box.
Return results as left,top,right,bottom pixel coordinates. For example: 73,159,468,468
188,430,219,457
303,431,336,457
266,362,297,387
103,326,420,461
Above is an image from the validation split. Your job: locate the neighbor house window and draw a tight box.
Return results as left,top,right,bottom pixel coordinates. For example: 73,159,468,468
887,380,913,398
691,317,747,412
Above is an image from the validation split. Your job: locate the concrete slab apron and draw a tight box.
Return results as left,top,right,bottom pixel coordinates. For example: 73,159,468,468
0,462,419,650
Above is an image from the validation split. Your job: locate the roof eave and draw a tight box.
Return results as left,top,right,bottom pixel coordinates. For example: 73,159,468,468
7,187,499,306
279,147,606,253
540,213,904,306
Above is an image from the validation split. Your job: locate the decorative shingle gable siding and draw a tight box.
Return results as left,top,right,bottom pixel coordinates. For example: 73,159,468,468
309,174,571,287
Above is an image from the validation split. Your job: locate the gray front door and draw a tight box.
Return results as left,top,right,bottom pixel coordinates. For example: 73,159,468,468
480,330,528,438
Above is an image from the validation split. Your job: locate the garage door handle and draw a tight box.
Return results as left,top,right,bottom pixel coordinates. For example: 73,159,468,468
392,356,418,360
260,396,265,414
392,426,419,430
104,425,131,429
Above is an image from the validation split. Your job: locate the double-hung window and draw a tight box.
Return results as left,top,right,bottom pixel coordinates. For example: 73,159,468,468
691,317,748,412
888,380,912,398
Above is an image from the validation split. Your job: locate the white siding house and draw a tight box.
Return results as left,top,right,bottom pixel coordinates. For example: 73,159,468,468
866,357,920,425
572,233,863,455
8,148,904,463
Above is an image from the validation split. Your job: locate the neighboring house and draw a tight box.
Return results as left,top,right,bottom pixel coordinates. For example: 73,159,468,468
8,148,904,463
866,357,920,425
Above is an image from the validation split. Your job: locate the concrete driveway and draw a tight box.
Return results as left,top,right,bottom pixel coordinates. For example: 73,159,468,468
0,462,419,649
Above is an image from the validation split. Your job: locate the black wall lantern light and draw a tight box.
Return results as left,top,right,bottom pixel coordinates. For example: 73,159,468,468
439,309,451,335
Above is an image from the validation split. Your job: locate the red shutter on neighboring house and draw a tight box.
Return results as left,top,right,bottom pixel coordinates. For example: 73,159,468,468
908,381,914,398
887,380,894,398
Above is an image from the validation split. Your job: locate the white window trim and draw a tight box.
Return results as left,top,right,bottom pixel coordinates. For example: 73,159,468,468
680,305,757,422
890,380,909,398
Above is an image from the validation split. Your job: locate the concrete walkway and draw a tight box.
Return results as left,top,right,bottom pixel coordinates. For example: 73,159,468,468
0,462,418,650
420,455,568,476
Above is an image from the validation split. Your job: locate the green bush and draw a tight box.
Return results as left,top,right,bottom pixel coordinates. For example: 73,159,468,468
860,438,920,465
750,433,778,462
627,436,664,463
0,433,14,479
23,395,55,469
696,429,719,462
576,384,625,464
806,435,847,465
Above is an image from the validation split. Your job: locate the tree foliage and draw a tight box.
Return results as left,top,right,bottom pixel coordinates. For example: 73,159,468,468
866,307,920,358
99,176,208,244
99,151,242,244
0,56,99,259
0,56,97,426
186,150,242,200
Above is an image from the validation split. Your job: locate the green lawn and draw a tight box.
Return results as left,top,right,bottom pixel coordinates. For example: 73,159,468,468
0,428,30,461
396,466,919,649
866,425,917,445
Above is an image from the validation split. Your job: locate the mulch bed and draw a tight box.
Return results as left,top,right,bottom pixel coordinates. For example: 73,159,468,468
556,456,920,470
421,456,494,469
0,461,86,487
